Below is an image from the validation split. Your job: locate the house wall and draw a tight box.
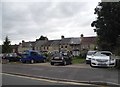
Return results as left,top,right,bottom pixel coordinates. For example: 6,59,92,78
18,46,32,52
60,44,72,51
71,44,80,51
49,45,59,52
81,44,96,50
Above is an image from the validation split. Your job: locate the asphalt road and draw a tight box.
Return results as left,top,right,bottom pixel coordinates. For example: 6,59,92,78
2,73,96,87
2,63,120,86
2,73,62,85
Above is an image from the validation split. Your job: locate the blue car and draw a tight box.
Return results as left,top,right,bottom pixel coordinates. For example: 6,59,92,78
20,50,46,63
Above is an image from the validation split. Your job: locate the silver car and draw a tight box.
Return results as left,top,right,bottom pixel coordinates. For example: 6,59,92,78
86,51,96,64
90,51,116,67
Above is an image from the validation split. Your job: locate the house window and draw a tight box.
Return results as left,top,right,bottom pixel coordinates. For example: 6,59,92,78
65,46,67,48
44,47,45,50
61,46,63,48
47,47,49,50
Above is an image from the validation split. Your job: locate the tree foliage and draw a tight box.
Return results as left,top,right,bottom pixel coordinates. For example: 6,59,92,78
91,2,120,54
2,36,12,53
36,35,48,41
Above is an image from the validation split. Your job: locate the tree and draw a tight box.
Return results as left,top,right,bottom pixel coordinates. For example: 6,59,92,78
2,36,12,53
91,2,120,54
36,35,48,41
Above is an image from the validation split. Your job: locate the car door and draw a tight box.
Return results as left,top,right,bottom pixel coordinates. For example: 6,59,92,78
30,52,38,61
31,51,44,61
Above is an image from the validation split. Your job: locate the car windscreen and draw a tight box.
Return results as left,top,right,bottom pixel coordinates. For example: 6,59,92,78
87,51,96,55
53,53,62,57
22,53,29,58
94,52,112,56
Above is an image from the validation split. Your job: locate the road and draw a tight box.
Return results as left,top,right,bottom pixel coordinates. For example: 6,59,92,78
2,63,120,86
2,73,62,85
2,73,95,87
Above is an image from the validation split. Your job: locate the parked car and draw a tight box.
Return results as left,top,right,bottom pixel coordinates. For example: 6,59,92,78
90,51,116,67
50,52,72,66
86,51,96,64
2,53,21,62
20,50,47,63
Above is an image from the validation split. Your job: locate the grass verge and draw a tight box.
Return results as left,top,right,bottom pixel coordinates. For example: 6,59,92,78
72,56,85,64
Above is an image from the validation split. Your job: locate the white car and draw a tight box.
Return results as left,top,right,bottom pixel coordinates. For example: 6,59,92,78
86,51,96,64
90,51,116,67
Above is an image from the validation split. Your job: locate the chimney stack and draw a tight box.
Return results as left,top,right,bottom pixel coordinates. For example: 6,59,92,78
22,40,25,43
61,35,64,39
80,34,84,44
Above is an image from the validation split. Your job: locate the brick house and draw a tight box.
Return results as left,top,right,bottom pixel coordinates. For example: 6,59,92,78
18,40,35,53
34,36,80,56
17,35,97,56
80,35,97,50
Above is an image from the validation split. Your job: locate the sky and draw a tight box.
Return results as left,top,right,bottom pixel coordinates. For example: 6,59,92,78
1,0,101,45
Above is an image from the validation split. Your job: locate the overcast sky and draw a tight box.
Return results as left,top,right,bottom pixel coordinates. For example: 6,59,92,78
1,0,101,45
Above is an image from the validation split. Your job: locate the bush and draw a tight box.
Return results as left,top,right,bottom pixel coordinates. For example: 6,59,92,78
80,49,88,58
44,53,53,62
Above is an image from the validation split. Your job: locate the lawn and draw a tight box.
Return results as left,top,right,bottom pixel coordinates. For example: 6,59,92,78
72,56,86,64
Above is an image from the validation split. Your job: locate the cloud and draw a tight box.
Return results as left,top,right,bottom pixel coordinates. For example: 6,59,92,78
1,1,100,44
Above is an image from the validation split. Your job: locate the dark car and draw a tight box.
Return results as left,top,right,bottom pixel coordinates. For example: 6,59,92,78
50,52,72,66
20,50,47,63
2,53,21,62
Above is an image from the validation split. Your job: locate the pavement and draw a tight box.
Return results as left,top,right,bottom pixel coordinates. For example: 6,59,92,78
2,62,120,86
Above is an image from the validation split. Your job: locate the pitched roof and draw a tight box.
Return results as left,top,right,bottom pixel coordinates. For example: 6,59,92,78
35,40,47,47
81,37,96,45
70,38,80,44
60,38,71,45
50,40,61,46
22,41,35,47
44,40,54,46
35,38,80,46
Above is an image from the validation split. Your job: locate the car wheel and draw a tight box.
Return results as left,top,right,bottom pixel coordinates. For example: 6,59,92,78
90,63,95,68
6,59,10,63
51,62,54,65
63,61,67,66
22,61,26,63
30,59,34,64
86,61,88,64
43,59,46,63
70,61,72,65
19,59,21,62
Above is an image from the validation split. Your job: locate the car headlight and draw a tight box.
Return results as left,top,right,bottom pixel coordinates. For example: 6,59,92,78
110,59,115,61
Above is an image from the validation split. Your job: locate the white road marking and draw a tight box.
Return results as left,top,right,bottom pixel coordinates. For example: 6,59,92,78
1,73,92,85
